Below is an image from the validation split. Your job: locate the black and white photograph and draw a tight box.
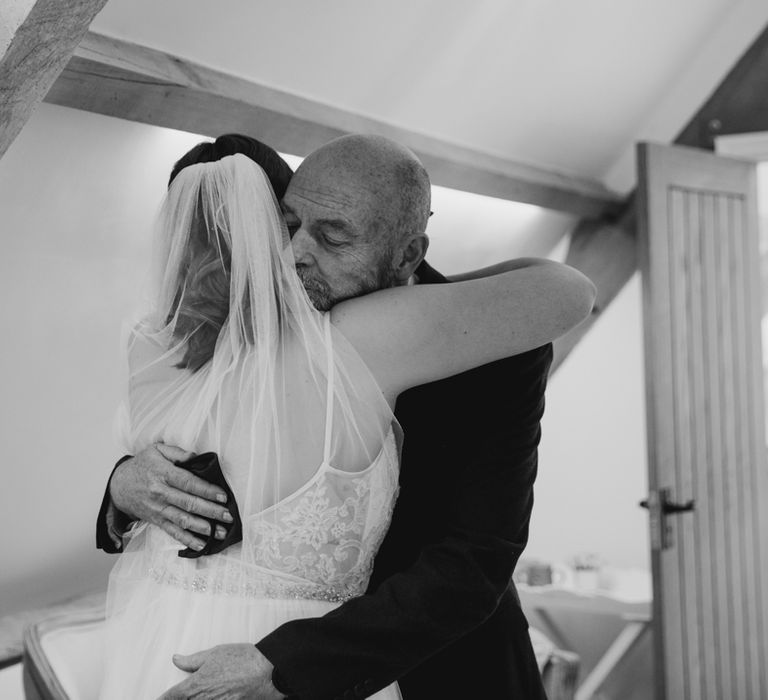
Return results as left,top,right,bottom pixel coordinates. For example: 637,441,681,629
1,1,768,699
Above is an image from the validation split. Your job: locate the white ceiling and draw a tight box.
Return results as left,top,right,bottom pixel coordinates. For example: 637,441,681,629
91,0,768,194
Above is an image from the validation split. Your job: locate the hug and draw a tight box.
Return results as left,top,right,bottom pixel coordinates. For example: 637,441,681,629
89,132,593,699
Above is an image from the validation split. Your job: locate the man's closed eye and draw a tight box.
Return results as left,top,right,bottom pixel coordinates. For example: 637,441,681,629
322,233,346,248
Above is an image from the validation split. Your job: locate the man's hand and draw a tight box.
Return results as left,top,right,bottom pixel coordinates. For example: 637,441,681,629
110,444,233,552
158,644,285,700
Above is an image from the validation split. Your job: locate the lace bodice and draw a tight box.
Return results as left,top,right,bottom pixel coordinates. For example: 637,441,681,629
248,434,399,600
136,315,401,603
145,433,399,603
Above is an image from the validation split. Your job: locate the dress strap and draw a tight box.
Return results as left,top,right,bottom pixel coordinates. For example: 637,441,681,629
323,313,335,465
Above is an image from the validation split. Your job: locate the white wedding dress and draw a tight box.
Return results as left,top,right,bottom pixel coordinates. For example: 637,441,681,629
98,155,402,699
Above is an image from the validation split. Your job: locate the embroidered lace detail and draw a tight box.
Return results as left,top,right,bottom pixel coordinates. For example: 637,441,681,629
146,433,399,604
252,476,367,584
249,435,399,597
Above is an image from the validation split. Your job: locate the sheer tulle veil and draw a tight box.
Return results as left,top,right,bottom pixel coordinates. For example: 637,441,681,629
100,153,401,699
110,152,399,597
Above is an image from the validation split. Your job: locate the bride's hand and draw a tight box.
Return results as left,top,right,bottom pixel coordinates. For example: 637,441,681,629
110,443,234,551
158,644,285,699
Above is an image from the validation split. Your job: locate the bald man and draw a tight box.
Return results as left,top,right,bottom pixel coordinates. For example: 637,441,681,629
98,135,550,700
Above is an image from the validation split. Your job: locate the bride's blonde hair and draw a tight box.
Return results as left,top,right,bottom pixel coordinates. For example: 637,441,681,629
166,134,293,371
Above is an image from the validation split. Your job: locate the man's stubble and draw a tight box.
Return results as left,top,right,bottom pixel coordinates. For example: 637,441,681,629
296,253,398,312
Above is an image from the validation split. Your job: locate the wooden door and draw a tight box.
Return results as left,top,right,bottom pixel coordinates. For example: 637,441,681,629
637,141,768,700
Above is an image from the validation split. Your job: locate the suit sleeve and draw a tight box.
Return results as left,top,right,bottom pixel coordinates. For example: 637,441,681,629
96,456,134,553
256,345,552,700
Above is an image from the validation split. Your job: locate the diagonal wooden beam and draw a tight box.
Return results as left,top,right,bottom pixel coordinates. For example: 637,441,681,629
42,31,621,219
676,23,768,149
553,21,768,373
0,0,108,159
552,204,636,373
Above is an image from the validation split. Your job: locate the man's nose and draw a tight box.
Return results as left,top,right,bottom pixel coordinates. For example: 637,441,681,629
290,228,314,266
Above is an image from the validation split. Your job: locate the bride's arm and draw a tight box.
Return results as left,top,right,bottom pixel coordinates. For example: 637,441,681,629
446,257,550,282
331,259,594,397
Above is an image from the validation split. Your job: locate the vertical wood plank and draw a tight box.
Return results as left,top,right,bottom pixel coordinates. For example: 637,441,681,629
637,143,674,700
730,198,762,699
665,187,687,700
701,192,732,698
718,195,748,700
687,190,721,700
739,182,768,698
669,187,699,700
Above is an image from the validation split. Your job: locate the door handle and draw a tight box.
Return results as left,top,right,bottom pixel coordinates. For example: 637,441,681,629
662,498,695,514
639,488,695,550
639,496,695,514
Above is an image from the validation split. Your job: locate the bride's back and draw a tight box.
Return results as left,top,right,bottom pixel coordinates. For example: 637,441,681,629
119,319,396,517
99,143,405,700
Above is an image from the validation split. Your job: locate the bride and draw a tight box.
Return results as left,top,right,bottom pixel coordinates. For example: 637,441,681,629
98,134,594,699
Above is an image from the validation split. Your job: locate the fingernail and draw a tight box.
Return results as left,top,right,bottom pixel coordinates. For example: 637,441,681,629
216,493,227,504
193,541,204,551
222,510,233,523
215,526,226,539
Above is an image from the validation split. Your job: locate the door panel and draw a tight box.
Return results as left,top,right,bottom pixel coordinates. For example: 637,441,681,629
637,142,768,700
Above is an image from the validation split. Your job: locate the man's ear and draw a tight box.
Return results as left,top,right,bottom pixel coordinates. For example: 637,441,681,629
394,234,429,282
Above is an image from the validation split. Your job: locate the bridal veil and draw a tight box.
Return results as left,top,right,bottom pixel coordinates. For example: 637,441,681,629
101,154,400,697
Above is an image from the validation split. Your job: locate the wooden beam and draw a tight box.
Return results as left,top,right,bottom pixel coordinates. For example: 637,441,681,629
552,205,636,373
553,20,768,373
0,0,108,159
676,23,768,150
42,32,621,219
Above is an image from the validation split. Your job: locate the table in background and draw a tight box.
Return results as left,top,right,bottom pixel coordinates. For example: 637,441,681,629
519,585,652,700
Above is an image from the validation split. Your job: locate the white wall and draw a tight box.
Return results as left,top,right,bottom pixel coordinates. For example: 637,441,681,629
0,104,203,616
0,104,649,617
529,273,651,571
425,185,575,273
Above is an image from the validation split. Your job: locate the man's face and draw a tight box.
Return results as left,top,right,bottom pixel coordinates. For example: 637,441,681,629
282,159,397,311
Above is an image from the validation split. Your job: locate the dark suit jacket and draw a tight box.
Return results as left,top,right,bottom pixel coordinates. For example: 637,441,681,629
97,261,552,700
257,262,552,699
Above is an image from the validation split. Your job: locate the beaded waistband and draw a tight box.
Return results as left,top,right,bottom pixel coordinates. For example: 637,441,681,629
147,565,360,603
